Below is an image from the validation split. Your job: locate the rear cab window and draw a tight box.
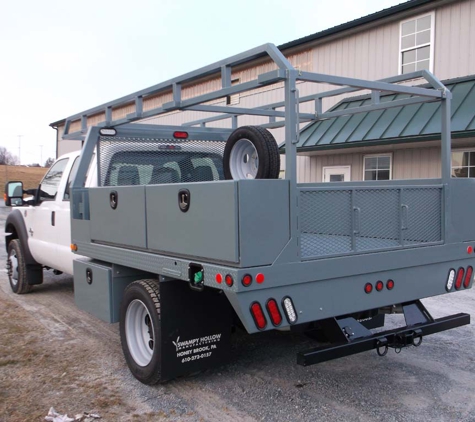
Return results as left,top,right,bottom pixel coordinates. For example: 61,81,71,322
104,151,223,186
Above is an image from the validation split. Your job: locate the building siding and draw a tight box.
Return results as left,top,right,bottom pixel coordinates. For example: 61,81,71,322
297,138,475,183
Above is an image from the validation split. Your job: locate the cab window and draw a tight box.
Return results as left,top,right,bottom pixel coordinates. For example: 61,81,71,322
39,158,68,201
63,157,79,200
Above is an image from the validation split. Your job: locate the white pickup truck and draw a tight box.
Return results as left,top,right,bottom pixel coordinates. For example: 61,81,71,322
6,151,90,291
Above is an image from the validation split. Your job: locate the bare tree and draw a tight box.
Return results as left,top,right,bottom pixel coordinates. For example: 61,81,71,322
44,157,55,168
0,146,19,165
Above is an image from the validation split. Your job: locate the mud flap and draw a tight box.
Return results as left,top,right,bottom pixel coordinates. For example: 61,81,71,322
160,280,233,381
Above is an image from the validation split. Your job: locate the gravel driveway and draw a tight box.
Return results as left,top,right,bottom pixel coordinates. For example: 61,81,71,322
1,205,474,422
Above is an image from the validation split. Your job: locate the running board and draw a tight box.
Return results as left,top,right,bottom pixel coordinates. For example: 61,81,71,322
297,301,470,366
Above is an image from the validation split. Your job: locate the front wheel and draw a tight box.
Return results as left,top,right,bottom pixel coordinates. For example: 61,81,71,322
120,279,162,385
7,239,32,294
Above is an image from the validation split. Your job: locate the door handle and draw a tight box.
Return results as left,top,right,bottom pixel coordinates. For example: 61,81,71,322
51,211,55,226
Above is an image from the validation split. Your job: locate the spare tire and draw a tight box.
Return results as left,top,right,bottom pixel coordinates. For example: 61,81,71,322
223,126,280,180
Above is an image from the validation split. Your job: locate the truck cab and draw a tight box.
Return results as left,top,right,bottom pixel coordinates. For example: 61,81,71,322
5,151,90,279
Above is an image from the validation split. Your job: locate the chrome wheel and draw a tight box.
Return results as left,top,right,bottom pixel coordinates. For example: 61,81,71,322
125,299,154,367
7,249,19,287
229,138,259,179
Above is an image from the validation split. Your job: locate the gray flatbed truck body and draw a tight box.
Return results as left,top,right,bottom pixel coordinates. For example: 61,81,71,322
20,44,475,382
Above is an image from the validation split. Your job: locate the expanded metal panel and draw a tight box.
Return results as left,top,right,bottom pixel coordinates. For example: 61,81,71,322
355,189,400,251
299,185,443,260
403,188,442,244
97,136,225,186
300,190,352,257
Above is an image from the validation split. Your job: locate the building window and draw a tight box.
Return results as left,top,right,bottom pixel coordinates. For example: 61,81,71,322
399,13,434,74
226,78,240,105
452,150,475,178
364,155,392,181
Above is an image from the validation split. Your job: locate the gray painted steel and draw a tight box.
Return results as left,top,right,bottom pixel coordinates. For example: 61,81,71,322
146,181,239,263
238,180,290,267
89,186,147,249
73,259,150,323
66,43,473,336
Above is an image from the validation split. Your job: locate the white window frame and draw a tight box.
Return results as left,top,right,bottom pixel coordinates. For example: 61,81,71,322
451,148,475,178
398,11,435,75
322,166,351,182
363,153,393,181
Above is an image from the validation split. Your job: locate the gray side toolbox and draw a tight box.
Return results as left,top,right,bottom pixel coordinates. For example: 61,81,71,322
73,258,147,323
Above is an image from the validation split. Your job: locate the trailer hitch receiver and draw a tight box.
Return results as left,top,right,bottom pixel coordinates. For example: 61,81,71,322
297,300,470,366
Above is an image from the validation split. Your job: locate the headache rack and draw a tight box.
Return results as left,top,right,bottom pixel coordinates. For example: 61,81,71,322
66,43,453,264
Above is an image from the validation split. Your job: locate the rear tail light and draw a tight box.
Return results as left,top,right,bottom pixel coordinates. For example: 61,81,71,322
446,269,455,291
463,266,473,289
364,283,373,294
266,299,282,326
386,279,395,290
250,302,267,330
375,281,384,292
282,297,297,324
455,267,465,290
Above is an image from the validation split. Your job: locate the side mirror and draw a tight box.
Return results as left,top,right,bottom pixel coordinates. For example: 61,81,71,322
4,181,24,207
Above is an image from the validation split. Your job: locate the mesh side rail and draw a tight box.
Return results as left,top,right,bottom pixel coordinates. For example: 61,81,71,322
299,186,443,259
97,136,226,186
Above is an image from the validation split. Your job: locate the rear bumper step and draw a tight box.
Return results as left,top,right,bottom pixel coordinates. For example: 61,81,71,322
298,301,470,366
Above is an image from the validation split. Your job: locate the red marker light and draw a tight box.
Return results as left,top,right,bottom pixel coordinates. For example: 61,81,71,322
216,274,223,284
256,273,265,284
364,283,373,294
225,274,234,287
468,246,473,254
375,280,384,292
173,131,188,139
242,274,252,287
387,279,395,290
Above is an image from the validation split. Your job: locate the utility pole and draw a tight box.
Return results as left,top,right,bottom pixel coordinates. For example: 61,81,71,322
18,135,23,164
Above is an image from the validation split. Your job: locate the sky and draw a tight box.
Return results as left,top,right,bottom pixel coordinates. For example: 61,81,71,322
0,0,405,165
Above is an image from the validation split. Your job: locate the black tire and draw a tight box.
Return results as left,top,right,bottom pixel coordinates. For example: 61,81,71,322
223,125,280,180
120,279,162,385
6,239,32,294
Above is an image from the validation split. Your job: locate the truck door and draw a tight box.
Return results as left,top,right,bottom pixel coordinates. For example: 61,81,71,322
54,156,80,274
27,158,71,272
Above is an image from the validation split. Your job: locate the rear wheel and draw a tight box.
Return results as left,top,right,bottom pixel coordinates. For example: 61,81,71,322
7,239,32,294
223,126,280,180
120,279,162,385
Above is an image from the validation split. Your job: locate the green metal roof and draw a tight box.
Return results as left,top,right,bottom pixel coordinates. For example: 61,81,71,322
296,75,475,152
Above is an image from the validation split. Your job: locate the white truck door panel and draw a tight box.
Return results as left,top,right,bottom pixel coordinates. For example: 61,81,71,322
28,157,73,273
